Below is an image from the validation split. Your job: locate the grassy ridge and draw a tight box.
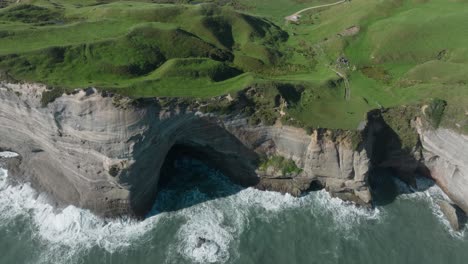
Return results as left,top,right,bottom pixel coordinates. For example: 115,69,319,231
280,0,468,131
0,1,287,97
1,0,468,132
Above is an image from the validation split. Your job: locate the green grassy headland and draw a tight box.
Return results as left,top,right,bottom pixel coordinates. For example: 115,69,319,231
0,0,467,132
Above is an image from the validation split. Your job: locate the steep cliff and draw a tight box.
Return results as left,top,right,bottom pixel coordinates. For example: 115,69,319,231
416,122,468,213
2,81,467,219
0,82,374,217
224,120,372,204
366,108,468,217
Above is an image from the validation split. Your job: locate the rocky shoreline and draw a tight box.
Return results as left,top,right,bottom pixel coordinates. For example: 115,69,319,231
0,82,467,223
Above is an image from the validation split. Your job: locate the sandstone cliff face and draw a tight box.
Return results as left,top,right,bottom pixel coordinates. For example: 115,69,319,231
416,122,468,213
0,83,260,216
0,82,373,217
224,120,372,204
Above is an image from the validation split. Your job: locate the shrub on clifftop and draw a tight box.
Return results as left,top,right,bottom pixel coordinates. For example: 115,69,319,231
425,98,447,129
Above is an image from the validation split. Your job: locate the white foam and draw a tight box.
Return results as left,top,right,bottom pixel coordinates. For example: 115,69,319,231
167,186,383,263
170,188,297,263
394,176,467,238
237,188,301,212
0,167,156,264
0,164,383,264
0,151,19,158
313,190,380,228
154,158,380,262
175,203,234,263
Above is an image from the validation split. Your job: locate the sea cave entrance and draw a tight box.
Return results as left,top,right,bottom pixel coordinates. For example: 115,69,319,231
141,137,260,218
125,117,261,218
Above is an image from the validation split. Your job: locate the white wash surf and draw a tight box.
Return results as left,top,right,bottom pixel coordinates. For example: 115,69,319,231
0,163,383,264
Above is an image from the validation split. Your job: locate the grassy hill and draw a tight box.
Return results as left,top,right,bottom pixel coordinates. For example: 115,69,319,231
0,1,287,95
1,0,467,132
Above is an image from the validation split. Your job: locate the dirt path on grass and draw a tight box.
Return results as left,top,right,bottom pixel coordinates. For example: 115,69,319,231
285,0,347,22
331,68,351,101
313,44,351,101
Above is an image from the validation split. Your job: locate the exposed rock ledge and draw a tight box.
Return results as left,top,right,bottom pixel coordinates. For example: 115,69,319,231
0,82,467,218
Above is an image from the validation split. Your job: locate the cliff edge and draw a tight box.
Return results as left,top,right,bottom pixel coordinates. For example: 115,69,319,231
1,82,467,218
0,82,372,217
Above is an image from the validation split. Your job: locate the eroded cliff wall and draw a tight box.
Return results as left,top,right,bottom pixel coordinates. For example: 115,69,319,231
224,120,372,204
0,83,259,216
3,82,466,218
0,82,375,217
417,122,468,213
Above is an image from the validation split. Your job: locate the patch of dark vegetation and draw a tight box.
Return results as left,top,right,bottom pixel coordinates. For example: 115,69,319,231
0,30,14,38
0,1,10,8
381,105,420,151
233,55,265,72
0,70,17,83
248,109,278,126
326,78,344,88
201,16,234,48
361,66,392,84
158,59,242,82
195,82,304,127
258,155,302,176
212,65,242,81
243,82,303,125
277,83,303,104
325,129,365,151
280,116,307,130
41,86,65,107
241,14,288,43
199,99,233,114
127,27,232,62
44,47,66,64
0,5,63,24
425,98,447,129
349,130,364,150
436,49,448,61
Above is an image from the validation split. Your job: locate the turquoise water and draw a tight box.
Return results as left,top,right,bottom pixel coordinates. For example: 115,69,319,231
0,158,467,264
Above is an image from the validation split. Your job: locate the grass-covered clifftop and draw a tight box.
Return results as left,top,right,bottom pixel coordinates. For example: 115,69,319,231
1,0,467,132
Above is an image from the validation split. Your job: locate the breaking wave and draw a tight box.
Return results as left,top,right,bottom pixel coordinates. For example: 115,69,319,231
394,176,467,238
0,156,381,264
0,167,156,263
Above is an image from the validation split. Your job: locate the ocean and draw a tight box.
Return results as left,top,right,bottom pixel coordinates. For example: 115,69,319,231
0,155,467,264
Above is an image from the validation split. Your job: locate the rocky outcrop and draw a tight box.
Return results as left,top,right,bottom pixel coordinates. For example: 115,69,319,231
437,200,467,231
365,109,468,217
224,121,372,204
0,82,373,217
